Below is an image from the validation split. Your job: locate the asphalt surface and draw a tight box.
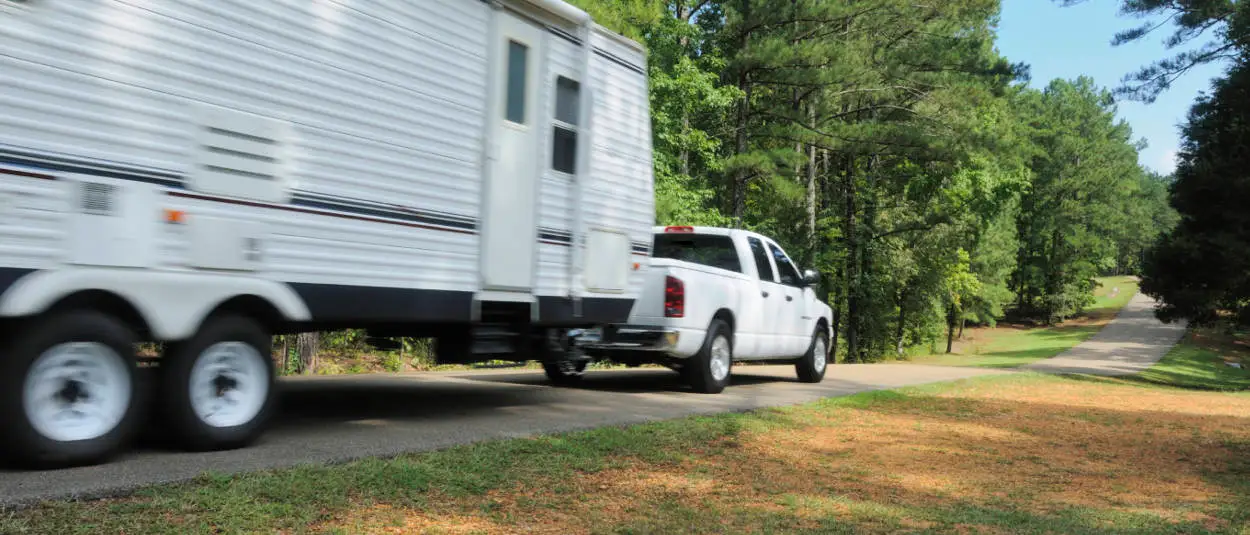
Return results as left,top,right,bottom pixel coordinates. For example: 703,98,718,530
1024,292,1187,376
0,292,1183,508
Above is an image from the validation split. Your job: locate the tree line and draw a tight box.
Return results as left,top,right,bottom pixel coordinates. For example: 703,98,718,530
1123,0,1250,329
572,0,1176,362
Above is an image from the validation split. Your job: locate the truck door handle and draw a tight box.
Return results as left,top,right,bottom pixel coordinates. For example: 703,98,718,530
785,295,793,302
761,291,770,298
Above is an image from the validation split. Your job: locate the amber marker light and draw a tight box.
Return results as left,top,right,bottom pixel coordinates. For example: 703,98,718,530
164,209,186,224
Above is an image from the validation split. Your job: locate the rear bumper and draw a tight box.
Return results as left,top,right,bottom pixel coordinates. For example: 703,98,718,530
582,324,705,359
583,324,680,352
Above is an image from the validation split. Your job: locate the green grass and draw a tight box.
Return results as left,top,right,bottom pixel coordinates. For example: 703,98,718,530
1134,335,1250,392
0,417,746,534
1090,275,1140,312
906,276,1140,369
907,323,1103,369
1067,329,1250,393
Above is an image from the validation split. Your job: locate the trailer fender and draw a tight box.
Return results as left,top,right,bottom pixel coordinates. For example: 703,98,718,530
0,268,311,340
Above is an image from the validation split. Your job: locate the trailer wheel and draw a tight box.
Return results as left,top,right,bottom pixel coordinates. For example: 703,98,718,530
158,315,275,452
795,328,829,383
542,360,587,385
0,311,142,468
683,319,732,394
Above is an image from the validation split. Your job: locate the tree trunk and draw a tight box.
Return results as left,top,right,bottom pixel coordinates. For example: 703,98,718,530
732,79,751,226
280,335,290,376
958,318,966,339
946,307,957,354
843,154,859,363
730,17,752,227
806,106,818,249
297,332,319,375
830,267,842,364
895,289,907,356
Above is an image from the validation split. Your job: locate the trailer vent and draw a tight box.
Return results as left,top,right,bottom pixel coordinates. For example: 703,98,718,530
80,182,116,216
188,105,291,203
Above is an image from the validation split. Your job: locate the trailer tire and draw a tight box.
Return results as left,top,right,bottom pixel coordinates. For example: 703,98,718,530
157,315,275,452
795,328,829,383
0,311,143,468
542,360,587,385
683,319,732,394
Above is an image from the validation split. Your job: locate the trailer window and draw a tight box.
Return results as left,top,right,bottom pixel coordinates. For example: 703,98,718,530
652,234,742,273
552,76,580,174
505,40,528,124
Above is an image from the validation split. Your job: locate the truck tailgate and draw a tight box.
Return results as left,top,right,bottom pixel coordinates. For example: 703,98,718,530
627,259,678,325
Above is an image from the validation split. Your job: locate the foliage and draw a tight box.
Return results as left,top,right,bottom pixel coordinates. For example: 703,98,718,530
598,0,1168,361
1009,78,1152,323
1141,57,1250,327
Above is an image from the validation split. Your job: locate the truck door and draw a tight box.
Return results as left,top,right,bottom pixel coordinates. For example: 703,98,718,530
746,237,787,358
766,240,809,357
480,11,545,292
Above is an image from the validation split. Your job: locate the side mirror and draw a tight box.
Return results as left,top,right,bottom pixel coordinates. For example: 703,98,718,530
802,269,820,286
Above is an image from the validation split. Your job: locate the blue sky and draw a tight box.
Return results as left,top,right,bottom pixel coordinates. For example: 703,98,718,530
994,0,1230,175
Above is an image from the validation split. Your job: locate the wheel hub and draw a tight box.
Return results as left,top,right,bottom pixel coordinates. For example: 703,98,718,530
189,342,268,429
23,342,131,443
709,336,731,382
212,373,239,397
57,379,89,405
814,338,827,372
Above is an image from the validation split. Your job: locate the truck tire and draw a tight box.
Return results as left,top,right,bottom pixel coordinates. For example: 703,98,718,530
543,360,588,386
684,319,733,394
796,328,829,383
0,311,143,468
157,315,276,452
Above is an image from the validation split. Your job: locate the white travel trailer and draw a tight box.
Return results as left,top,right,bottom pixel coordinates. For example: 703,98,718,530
0,0,655,467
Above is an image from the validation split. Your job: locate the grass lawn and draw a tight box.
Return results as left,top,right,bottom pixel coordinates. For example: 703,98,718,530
905,276,1141,369
4,316,1249,534
1070,327,1250,392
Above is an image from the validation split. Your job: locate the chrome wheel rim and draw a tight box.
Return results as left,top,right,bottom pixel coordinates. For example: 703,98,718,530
813,337,827,373
189,342,269,428
709,335,731,382
23,342,131,442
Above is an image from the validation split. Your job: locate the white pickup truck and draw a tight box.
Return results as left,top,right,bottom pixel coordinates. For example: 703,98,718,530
571,226,834,393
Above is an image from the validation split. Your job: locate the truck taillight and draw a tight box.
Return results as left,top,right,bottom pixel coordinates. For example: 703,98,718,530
664,226,694,233
664,275,684,318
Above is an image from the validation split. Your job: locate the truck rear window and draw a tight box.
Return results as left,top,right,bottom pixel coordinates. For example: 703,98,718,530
652,234,742,273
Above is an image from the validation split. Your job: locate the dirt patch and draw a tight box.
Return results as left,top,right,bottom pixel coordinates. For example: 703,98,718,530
320,378,1250,533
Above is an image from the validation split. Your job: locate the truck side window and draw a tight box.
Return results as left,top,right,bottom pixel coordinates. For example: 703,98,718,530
768,243,802,286
653,234,742,273
748,237,776,282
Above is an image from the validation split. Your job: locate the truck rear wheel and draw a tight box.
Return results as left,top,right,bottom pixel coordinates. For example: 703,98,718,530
684,319,732,394
796,329,829,383
0,311,143,468
157,315,275,452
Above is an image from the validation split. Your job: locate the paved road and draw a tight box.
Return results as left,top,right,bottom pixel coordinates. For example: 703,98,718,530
1024,292,1187,376
0,364,1008,507
0,292,1183,508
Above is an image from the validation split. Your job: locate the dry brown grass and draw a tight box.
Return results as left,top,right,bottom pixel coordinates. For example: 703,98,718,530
319,376,1250,534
